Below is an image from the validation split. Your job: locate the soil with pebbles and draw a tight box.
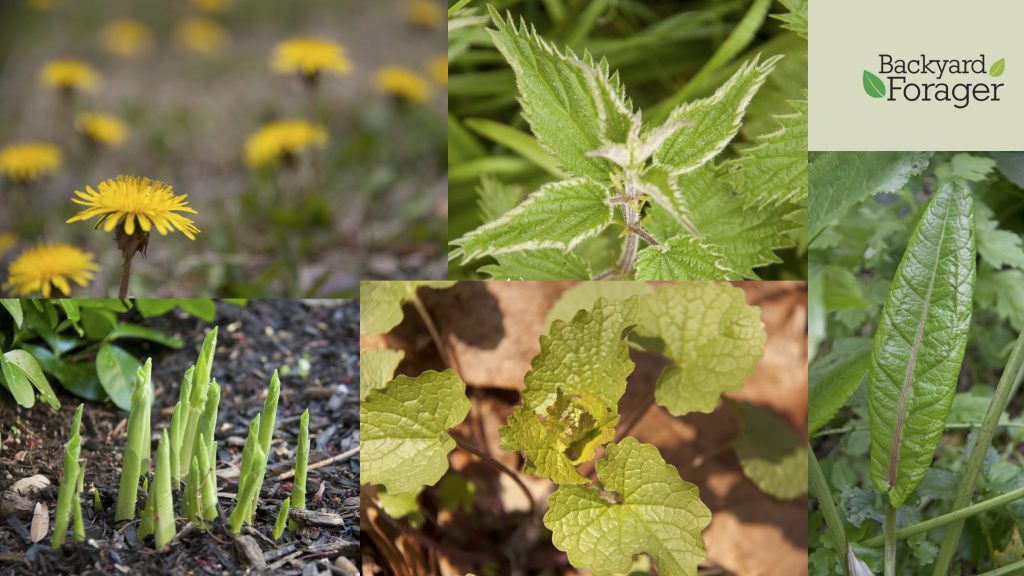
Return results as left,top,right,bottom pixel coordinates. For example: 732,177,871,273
0,299,360,575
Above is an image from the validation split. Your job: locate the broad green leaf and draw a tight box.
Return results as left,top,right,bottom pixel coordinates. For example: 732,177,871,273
133,299,179,317
177,300,216,322
359,281,457,335
635,283,765,415
3,350,60,410
0,356,35,407
451,178,613,264
520,298,638,413
360,370,471,494
105,324,185,349
58,300,80,323
545,437,711,576
464,118,564,177
808,338,872,436
545,281,654,330
487,7,632,181
772,0,808,38
731,401,807,499
654,55,781,174
1,299,23,328
96,344,140,411
478,249,591,280
809,152,931,244
360,348,405,400
862,71,885,98
868,182,976,507
22,345,105,402
635,236,738,281
724,99,808,208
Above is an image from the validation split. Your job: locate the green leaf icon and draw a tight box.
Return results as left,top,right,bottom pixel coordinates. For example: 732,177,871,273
862,70,886,98
990,57,1006,78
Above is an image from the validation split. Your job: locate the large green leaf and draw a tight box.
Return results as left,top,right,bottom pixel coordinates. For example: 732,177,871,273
545,438,711,576
868,182,976,507
809,152,931,244
635,283,765,415
808,338,872,436
3,350,60,410
0,356,35,408
360,349,405,401
96,344,140,411
1,299,23,328
360,370,471,494
654,55,780,175
359,281,457,335
487,7,632,181
451,178,613,264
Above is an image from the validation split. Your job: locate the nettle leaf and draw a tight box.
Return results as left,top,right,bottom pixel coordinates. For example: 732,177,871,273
487,7,632,181
360,348,405,401
653,55,781,175
635,283,765,415
361,370,471,494
451,178,613,263
545,437,711,576
635,236,738,281
809,152,932,244
519,297,638,413
359,281,457,335
773,0,808,39
724,99,808,208
868,182,975,507
479,248,591,280
499,391,618,484
808,338,872,436
731,401,807,500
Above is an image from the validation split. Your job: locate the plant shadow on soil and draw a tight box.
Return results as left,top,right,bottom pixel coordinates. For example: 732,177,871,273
0,300,360,574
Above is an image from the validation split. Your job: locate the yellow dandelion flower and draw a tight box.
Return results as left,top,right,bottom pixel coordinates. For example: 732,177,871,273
271,38,352,79
0,143,62,182
4,243,98,298
188,0,231,13
175,18,228,55
66,175,200,240
0,234,16,258
406,0,443,29
102,19,152,58
376,67,432,103
245,120,327,169
76,112,127,147
40,59,101,93
429,56,447,86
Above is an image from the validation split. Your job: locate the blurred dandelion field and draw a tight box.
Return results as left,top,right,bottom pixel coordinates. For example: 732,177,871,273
0,0,447,298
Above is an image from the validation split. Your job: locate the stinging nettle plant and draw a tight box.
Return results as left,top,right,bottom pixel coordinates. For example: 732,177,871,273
361,281,805,575
450,8,806,280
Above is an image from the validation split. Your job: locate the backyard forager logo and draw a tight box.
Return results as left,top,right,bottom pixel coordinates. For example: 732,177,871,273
863,54,1006,109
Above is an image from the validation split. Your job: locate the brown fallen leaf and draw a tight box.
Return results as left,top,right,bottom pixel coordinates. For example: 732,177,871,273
30,502,48,543
10,474,50,497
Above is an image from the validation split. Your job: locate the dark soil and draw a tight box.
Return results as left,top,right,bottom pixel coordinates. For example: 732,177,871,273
0,300,360,574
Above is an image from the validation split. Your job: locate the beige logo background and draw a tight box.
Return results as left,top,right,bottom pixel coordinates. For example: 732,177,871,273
809,0,1023,151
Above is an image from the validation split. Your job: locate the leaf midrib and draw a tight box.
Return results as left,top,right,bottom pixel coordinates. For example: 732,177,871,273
887,196,953,489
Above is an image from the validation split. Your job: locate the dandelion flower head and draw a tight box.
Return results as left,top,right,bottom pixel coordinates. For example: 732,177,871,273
245,120,327,168
76,112,126,147
430,56,447,86
4,243,98,297
40,59,101,92
406,0,443,29
0,143,62,182
176,18,228,55
376,67,431,103
66,175,199,240
102,19,153,58
271,38,351,79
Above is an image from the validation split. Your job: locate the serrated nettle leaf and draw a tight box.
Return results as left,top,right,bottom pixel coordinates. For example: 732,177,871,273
587,118,692,170
520,297,638,413
731,401,807,500
868,182,976,507
478,248,592,280
654,55,781,174
808,338,873,436
545,282,655,330
635,236,738,281
772,0,808,39
635,283,765,415
487,7,630,181
809,151,932,244
359,281,457,335
452,178,613,263
545,438,711,576
724,99,808,208
361,370,471,494
360,348,405,401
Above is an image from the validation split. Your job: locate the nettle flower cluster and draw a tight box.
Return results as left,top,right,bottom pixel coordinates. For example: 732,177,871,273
48,327,312,550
